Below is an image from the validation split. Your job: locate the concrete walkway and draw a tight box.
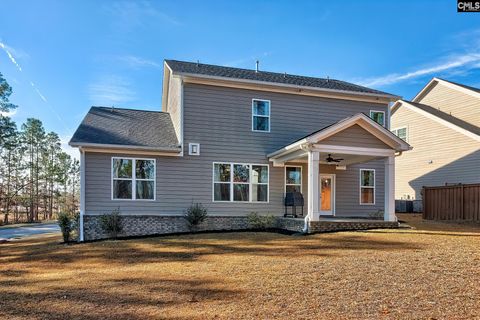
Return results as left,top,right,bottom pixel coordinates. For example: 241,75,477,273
0,223,60,240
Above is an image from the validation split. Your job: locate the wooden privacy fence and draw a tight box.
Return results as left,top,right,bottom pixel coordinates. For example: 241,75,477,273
423,184,480,221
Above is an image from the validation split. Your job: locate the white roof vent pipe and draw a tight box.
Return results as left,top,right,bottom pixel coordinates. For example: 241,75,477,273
255,60,259,73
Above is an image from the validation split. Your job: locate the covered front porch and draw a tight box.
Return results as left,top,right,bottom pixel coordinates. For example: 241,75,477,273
268,113,411,229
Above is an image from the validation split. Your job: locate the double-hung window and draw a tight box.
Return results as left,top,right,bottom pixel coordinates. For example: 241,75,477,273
392,127,408,142
359,169,375,205
285,166,302,193
369,110,385,126
252,99,270,132
112,157,155,200
213,163,269,202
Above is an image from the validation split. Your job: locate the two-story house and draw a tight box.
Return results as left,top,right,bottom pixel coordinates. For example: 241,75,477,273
70,60,410,241
391,78,480,202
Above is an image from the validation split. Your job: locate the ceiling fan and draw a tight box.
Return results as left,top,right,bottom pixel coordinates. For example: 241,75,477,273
325,154,344,163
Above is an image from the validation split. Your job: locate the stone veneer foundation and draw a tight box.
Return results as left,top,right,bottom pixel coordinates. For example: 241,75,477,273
83,215,399,241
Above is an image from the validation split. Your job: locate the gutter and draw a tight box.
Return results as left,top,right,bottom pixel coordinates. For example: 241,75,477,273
69,142,182,153
302,215,310,233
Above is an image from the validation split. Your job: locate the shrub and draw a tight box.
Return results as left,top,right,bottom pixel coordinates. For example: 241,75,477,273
100,208,123,239
58,212,74,243
184,203,208,230
368,210,384,220
247,212,275,230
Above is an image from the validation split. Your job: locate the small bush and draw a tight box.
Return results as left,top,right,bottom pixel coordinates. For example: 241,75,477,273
100,208,123,239
58,212,74,243
247,212,275,230
184,203,208,230
368,210,384,220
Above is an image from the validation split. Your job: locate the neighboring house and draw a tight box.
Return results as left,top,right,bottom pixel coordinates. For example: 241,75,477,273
391,78,480,201
70,60,410,241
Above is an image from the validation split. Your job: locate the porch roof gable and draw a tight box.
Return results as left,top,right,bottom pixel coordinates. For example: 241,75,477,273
268,113,412,160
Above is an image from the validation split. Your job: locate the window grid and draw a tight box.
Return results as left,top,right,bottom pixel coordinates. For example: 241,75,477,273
369,110,385,127
252,99,271,132
213,162,269,203
112,157,156,201
359,169,375,205
285,166,302,194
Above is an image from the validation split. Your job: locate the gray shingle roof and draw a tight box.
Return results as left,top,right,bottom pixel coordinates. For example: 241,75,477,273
405,101,480,136
69,107,180,151
165,60,397,97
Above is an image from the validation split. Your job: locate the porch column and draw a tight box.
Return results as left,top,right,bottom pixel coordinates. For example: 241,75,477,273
308,150,320,221
384,155,396,222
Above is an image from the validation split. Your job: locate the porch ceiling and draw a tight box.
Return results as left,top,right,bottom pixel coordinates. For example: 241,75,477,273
286,152,380,166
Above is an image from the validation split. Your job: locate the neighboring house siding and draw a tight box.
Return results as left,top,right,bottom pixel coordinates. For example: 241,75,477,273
166,76,182,144
391,105,480,200
84,83,389,217
416,82,480,127
321,124,390,148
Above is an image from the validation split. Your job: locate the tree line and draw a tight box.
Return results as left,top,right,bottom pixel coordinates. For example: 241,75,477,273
0,72,79,225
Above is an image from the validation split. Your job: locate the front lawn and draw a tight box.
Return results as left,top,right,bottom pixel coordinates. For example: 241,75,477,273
1,217,479,319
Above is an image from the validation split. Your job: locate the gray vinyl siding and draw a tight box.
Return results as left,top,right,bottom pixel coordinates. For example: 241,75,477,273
321,124,390,148
85,83,389,217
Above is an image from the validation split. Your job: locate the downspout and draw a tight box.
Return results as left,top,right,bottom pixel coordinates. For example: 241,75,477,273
79,149,85,242
302,215,310,233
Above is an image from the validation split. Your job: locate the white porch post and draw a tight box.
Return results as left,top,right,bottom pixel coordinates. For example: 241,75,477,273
308,150,320,221
384,155,396,222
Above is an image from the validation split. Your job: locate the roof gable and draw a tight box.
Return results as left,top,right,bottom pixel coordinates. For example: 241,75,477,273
391,100,480,142
413,77,480,103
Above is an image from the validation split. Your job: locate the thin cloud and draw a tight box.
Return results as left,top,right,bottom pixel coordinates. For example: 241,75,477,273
0,41,23,72
359,53,480,87
0,41,69,131
117,55,161,69
88,75,136,106
224,52,273,68
0,109,17,117
60,135,80,160
106,1,181,29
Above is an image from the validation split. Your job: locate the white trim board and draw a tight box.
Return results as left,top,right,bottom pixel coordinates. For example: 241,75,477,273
392,100,480,142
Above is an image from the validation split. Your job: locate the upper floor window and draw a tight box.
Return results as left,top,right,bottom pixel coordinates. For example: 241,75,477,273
112,157,155,200
369,110,385,126
252,99,270,132
392,127,408,142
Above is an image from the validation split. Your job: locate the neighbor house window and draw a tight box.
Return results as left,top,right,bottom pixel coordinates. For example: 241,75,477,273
285,166,302,193
213,163,269,202
252,99,270,132
392,127,408,142
370,110,385,126
360,169,375,205
112,157,155,200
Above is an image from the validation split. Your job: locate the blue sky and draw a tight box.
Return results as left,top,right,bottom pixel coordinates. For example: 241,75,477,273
1,0,480,158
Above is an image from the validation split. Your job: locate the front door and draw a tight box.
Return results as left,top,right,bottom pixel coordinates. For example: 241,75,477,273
320,174,335,216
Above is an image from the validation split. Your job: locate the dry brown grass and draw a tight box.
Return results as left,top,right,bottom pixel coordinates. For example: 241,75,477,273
1,218,479,320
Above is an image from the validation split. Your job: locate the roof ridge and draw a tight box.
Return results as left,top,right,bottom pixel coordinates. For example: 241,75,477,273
91,106,169,114
164,59,396,97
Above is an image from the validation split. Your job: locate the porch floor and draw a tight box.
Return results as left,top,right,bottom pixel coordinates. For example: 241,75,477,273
277,217,399,234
